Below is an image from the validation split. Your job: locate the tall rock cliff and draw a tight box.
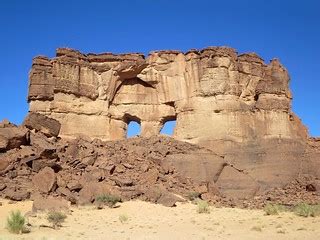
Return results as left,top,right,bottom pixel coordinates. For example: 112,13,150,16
28,47,307,144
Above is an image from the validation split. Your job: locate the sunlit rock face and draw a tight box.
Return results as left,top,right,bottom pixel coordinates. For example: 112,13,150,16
21,46,320,196
28,46,308,146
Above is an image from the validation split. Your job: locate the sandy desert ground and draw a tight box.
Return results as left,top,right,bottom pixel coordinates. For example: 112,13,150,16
0,199,320,240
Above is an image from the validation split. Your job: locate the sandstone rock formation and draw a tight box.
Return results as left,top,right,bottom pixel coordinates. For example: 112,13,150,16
28,47,307,144
0,46,319,208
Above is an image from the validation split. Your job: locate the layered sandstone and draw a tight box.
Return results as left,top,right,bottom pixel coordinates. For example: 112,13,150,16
28,47,308,145
0,46,311,205
25,47,320,195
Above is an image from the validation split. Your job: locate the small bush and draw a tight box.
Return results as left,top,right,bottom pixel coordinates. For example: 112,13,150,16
6,210,26,234
119,214,128,223
294,203,320,217
95,194,121,208
187,192,201,201
310,204,320,217
196,200,210,214
294,203,313,217
47,211,67,229
264,203,286,215
264,203,279,215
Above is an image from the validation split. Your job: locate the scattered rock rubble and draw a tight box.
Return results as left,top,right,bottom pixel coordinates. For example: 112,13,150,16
1,116,320,209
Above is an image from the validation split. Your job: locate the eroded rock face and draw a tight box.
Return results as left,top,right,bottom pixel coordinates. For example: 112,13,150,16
0,46,319,207
28,47,308,146
32,167,56,193
23,112,61,137
0,120,28,151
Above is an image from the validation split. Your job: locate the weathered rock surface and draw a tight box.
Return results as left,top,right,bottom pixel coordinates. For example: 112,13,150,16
32,167,56,193
0,122,319,208
27,47,307,146
215,166,259,199
0,121,28,151
23,112,61,137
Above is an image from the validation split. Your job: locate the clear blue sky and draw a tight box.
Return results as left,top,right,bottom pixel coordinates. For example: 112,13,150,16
1,0,319,136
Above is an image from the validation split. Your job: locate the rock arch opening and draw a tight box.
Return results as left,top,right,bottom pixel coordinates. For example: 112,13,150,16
124,114,141,138
126,120,141,138
160,117,177,136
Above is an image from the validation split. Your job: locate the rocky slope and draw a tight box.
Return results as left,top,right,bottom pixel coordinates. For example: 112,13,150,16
0,116,319,208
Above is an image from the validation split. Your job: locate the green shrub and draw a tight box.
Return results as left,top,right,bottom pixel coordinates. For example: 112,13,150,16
294,203,311,217
47,211,67,229
196,200,210,214
264,203,279,215
6,210,26,234
310,204,320,217
95,194,121,208
187,192,201,201
264,203,286,215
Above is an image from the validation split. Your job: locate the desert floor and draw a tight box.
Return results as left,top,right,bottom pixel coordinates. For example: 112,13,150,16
0,199,320,240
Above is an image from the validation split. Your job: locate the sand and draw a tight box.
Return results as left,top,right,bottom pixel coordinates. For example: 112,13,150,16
0,199,319,240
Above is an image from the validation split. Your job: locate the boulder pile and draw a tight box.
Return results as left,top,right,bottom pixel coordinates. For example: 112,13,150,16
1,114,320,209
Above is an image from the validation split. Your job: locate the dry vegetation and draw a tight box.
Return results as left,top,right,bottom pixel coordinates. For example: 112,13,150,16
1,199,320,239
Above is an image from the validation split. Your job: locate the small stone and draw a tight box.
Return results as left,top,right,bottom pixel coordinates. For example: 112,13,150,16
5,189,30,201
105,164,116,175
140,164,149,172
122,163,133,169
115,164,125,173
114,177,133,187
67,180,83,192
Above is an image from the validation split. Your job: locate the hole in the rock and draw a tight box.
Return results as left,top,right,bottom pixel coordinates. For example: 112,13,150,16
127,121,141,138
254,93,259,101
160,120,176,136
51,164,62,173
26,160,33,168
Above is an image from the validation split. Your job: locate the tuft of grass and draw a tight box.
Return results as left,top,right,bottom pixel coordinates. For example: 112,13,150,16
264,203,286,215
187,192,201,201
251,226,262,232
310,204,320,217
293,203,320,218
119,214,128,223
277,229,286,234
294,203,312,217
264,203,279,215
47,211,67,229
6,210,27,234
95,194,121,208
196,200,210,214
